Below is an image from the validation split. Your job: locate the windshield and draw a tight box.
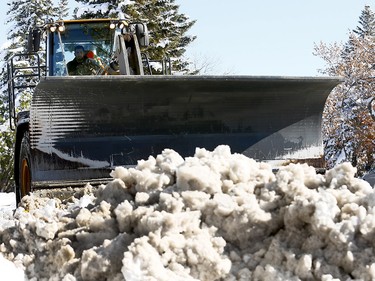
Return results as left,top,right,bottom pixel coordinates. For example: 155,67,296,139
50,22,114,76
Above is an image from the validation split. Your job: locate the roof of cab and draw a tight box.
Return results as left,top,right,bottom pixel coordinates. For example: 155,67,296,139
56,18,119,24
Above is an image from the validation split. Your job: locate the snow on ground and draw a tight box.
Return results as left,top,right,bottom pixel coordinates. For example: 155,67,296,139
0,145,375,280
0,192,17,211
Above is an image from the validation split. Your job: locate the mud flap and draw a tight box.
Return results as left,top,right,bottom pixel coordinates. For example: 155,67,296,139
30,75,341,185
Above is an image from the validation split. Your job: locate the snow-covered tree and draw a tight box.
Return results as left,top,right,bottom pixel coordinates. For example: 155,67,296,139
354,5,375,37
73,0,196,73
57,0,70,19
128,0,196,73
314,7,375,175
0,0,62,191
342,6,375,61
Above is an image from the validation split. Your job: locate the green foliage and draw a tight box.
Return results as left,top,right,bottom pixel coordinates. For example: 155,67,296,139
0,129,15,192
0,96,15,192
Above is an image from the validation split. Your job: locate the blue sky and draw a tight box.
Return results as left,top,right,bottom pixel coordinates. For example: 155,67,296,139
0,0,372,76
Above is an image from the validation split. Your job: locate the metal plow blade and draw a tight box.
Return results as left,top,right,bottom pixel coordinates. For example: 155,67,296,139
30,75,341,185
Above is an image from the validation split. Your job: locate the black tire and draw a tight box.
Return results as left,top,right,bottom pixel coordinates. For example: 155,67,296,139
17,131,32,205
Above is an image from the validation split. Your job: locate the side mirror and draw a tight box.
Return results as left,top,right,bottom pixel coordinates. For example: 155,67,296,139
27,29,41,52
133,23,149,47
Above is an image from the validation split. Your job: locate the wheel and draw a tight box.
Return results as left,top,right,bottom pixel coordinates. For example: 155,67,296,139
17,131,32,203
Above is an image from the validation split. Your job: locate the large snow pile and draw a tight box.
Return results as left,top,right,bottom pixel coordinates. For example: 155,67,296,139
1,145,375,280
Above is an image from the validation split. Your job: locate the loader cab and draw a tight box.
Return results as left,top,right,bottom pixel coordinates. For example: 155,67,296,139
47,19,116,76
46,19,151,76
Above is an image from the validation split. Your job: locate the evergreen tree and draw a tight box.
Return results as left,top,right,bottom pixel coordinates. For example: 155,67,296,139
127,0,196,73
57,0,70,19
342,5,375,59
354,5,375,37
73,0,196,73
314,6,375,175
0,0,61,191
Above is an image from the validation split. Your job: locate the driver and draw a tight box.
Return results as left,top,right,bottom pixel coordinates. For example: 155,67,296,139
67,45,102,75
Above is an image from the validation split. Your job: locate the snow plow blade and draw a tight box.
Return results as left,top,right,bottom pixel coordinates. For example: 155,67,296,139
30,75,341,186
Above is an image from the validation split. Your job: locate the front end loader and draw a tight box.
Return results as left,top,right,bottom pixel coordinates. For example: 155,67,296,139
7,19,341,203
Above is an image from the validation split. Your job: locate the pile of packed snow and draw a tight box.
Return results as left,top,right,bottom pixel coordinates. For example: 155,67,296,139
1,145,375,280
